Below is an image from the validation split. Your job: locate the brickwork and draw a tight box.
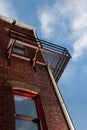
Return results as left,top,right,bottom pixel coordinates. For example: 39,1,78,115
0,19,69,130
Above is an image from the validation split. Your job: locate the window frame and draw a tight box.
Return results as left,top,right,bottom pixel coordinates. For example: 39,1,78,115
13,42,25,56
13,89,47,130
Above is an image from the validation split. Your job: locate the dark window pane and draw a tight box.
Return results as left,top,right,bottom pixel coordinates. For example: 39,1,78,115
13,48,25,55
13,42,25,55
14,95,38,118
15,119,38,130
15,42,24,48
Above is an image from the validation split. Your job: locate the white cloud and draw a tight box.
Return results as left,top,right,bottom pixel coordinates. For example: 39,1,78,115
72,32,87,58
70,0,87,59
38,0,87,59
39,12,55,38
38,7,56,38
0,0,17,18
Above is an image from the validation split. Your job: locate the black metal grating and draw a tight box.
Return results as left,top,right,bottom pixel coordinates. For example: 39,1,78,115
40,39,71,57
40,40,71,82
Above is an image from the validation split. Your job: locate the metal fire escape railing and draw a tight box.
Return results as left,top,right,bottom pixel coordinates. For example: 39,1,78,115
5,30,71,83
40,40,71,82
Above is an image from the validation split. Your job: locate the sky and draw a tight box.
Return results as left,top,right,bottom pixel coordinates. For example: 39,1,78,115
0,0,87,130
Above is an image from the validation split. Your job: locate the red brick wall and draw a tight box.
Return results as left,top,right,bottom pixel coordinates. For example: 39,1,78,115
0,19,69,130
0,56,15,130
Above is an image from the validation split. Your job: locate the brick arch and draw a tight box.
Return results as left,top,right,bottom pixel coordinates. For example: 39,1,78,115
8,80,40,94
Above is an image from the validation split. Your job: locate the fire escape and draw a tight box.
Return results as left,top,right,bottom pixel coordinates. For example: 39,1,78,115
5,30,71,83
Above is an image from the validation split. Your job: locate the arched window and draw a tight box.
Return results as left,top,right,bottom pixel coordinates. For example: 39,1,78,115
13,89,47,130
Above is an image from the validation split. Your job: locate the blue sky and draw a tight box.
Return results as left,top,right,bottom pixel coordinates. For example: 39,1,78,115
0,0,87,130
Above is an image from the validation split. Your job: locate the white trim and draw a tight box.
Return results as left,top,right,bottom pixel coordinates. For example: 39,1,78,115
0,15,40,47
0,15,35,32
15,21,35,30
13,87,38,95
0,14,13,23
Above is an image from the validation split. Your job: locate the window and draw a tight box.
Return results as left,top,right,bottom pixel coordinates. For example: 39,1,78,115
12,40,35,58
13,42,25,55
13,89,47,130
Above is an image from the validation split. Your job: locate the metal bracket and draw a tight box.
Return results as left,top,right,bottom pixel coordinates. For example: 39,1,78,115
5,38,15,64
32,48,39,67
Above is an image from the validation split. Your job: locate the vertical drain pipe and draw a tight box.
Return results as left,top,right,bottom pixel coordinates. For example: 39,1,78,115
47,65,75,130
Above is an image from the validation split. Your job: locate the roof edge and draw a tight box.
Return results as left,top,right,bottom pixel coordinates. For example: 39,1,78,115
0,14,38,40
0,14,35,31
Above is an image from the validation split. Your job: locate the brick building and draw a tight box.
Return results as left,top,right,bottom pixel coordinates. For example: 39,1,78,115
0,15,75,130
